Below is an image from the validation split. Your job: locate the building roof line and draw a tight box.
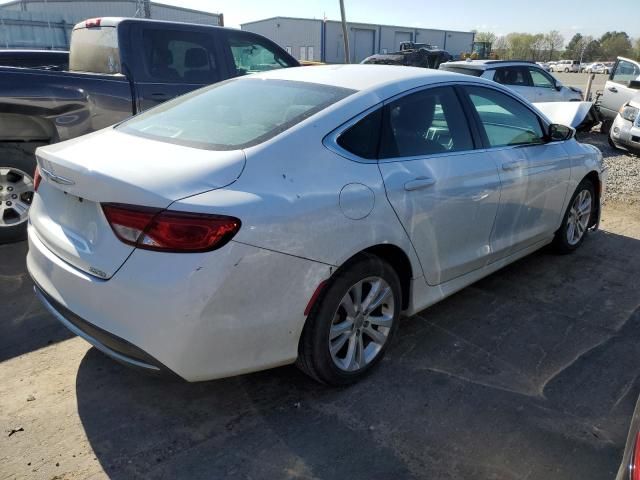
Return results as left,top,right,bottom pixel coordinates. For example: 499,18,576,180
240,15,473,35
0,0,221,17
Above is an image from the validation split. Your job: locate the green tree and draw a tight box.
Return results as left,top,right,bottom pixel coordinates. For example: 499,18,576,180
565,33,583,59
544,30,565,61
599,31,632,59
475,31,497,44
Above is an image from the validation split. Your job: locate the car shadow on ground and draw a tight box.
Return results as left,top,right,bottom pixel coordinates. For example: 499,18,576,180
0,241,73,362
74,229,640,480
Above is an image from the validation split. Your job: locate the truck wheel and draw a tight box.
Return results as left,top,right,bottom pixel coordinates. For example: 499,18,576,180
0,143,40,244
564,67,569,73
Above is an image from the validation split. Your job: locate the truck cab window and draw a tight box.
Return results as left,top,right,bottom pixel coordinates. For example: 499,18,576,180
142,29,218,83
226,33,295,75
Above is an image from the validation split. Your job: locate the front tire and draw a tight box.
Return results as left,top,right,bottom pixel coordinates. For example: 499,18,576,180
297,255,402,385
552,179,595,253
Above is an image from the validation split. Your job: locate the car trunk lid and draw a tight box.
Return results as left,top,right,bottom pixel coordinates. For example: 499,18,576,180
30,128,245,279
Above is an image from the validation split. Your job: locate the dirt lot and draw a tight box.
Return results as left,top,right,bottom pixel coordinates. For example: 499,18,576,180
1,133,639,480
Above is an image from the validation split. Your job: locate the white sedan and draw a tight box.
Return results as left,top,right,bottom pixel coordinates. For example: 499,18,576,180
28,65,607,385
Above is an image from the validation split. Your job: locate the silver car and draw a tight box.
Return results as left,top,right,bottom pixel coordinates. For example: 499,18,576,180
610,91,640,154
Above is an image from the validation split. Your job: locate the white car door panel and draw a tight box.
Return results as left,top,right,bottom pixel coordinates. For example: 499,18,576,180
463,85,571,260
376,85,501,286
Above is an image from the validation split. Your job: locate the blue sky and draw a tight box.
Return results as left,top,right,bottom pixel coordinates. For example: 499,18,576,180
159,0,639,40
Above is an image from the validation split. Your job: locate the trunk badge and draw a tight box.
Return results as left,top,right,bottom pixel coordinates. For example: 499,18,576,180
40,167,75,186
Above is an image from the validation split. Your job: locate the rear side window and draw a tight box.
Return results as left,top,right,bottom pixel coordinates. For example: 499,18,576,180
141,29,219,83
380,86,474,158
118,78,354,150
69,27,120,73
337,109,382,159
464,86,544,147
226,33,296,75
493,67,530,86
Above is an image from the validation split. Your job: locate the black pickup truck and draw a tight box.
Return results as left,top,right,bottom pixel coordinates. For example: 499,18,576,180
0,17,298,242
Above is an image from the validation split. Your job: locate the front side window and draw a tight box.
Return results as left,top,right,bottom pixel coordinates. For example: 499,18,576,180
465,86,544,147
493,67,530,87
529,67,554,88
141,29,217,83
227,33,295,75
380,86,474,158
118,78,354,150
612,60,640,85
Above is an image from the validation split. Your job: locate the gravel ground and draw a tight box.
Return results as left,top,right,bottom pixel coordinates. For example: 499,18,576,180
577,131,640,205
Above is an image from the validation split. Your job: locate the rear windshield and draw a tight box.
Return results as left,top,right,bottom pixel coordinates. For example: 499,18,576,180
70,27,120,74
438,65,483,77
118,78,354,150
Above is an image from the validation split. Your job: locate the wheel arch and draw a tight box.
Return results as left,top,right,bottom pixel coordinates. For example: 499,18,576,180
333,243,414,311
583,170,602,227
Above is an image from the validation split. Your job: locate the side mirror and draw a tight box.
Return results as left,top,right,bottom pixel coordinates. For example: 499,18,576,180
630,80,640,90
548,123,575,141
554,80,562,91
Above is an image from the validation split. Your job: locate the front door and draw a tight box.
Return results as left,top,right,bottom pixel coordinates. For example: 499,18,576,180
600,58,640,120
378,86,501,285
461,85,571,259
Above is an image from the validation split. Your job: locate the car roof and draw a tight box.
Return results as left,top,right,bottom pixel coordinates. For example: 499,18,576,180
247,64,474,92
440,59,539,70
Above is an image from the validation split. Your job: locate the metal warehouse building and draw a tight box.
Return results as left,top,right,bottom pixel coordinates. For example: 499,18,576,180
241,16,475,63
0,0,222,50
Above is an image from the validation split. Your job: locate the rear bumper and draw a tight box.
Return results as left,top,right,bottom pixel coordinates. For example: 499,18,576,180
33,283,177,377
27,225,331,381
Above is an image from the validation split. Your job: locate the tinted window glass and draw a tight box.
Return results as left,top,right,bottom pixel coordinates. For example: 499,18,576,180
612,60,640,85
465,86,544,147
337,109,382,159
141,29,217,83
118,79,354,150
227,33,296,75
69,27,120,73
438,65,483,77
380,87,474,158
529,67,554,88
493,67,530,86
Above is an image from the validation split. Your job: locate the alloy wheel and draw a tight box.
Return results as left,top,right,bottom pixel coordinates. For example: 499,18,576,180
0,167,35,227
566,189,592,246
328,276,395,372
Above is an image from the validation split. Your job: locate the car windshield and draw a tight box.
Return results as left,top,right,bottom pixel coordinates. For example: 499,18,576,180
118,78,355,150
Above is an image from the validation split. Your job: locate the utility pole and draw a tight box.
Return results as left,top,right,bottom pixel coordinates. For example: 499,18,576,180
339,0,350,63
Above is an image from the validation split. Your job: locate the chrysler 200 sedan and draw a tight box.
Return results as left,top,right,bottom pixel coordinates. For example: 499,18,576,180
27,65,607,385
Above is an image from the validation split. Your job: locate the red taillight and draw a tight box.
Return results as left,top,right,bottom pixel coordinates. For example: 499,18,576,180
85,18,102,28
102,203,241,253
632,431,640,480
33,166,42,192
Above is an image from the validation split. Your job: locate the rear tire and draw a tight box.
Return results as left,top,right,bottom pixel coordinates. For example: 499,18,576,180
0,143,41,244
552,179,595,254
297,255,402,386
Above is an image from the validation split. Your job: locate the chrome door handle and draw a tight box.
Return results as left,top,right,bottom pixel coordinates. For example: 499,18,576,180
404,177,436,191
502,160,526,171
608,86,618,93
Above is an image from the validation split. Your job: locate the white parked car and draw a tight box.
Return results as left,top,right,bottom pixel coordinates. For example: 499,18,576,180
550,60,580,73
28,65,607,385
439,60,583,102
586,63,610,74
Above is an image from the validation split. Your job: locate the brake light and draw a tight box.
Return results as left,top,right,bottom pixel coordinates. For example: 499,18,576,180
102,203,241,253
85,18,102,28
632,431,640,480
33,166,42,192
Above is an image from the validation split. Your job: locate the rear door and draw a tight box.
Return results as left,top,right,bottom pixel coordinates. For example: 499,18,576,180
461,85,571,259
131,25,225,111
601,58,640,120
377,85,501,285
493,66,534,101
